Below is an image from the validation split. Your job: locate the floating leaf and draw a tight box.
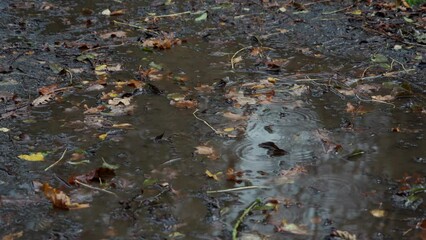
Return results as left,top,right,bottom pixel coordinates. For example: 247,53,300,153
205,170,221,181
370,209,386,218
277,221,310,235
69,167,115,184
42,183,89,210
195,12,208,22
32,94,55,106
351,9,362,15
258,142,287,156
0,127,10,132
98,133,108,140
18,152,45,161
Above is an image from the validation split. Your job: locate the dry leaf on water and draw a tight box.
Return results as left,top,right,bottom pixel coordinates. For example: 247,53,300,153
223,112,248,121
18,152,45,161
32,94,54,106
42,183,89,210
195,146,219,160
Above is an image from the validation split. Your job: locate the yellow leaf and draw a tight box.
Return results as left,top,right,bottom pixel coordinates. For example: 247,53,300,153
370,209,386,218
205,170,220,181
98,133,108,140
18,152,45,161
95,65,107,71
223,127,235,132
351,9,362,15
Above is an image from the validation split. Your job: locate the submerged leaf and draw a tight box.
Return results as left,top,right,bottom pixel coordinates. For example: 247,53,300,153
370,209,386,218
195,12,208,22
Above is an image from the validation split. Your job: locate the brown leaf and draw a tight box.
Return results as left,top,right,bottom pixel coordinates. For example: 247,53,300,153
371,95,394,101
110,9,126,16
195,146,219,160
2,231,23,240
42,183,89,210
32,93,55,106
100,31,127,39
38,84,58,95
170,99,197,109
69,167,115,184
223,112,248,121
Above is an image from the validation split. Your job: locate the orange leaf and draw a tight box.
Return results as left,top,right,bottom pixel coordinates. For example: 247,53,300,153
42,183,89,210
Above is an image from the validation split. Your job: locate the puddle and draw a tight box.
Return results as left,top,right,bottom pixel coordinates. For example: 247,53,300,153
1,0,425,239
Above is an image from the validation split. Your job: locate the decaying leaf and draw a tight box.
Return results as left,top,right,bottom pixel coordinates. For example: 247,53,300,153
38,84,58,95
2,231,23,240
195,146,214,155
98,133,108,140
223,112,248,121
195,146,219,160
276,221,310,235
32,94,55,106
371,95,394,101
100,31,127,39
142,32,182,50
170,99,197,109
69,167,115,184
258,142,287,156
18,152,45,161
108,97,132,106
42,183,89,210
274,165,307,184
205,170,221,181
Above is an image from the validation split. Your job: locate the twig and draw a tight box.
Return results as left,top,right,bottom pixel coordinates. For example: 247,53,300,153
145,10,205,19
232,199,261,240
322,5,353,15
355,94,395,108
74,180,119,198
193,109,222,136
207,186,271,194
113,20,159,35
231,46,252,69
44,148,67,171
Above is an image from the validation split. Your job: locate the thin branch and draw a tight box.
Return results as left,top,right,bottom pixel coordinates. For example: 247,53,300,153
231,46,252,69
232,199,262,240
145,10,205,19
355,94,396,108
44,148,67,171
74,180,119,198
207,186,271,194
193,109,222,136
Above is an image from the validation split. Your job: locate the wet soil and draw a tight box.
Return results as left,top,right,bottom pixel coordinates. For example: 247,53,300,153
1,0,425,239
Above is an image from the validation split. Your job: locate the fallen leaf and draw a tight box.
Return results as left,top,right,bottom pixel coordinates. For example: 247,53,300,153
100,31,127,39
258,142,287,156
195,12,208,22
277,221,310,235
195,146,215,155
38,84,58,95
2,231,23,240
205,170,221,181
0,127,10,132
170,99,197,109
32,94,54,106
42,183,89,210
69,167,115,184
98,133,108,140
108,97,132,106
18,152,45,161
371,95,394,101
370,209,386,218
101,9,111,16
223,112,248,121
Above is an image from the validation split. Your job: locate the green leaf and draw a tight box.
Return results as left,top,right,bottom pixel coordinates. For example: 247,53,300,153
49,63,65,74
195,12,208,22
76,53,96,62
346,149,365,160
371,54,388,63
143,178,158,187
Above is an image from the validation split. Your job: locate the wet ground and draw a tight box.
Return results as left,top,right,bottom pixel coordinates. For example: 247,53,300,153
1,0,425,239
